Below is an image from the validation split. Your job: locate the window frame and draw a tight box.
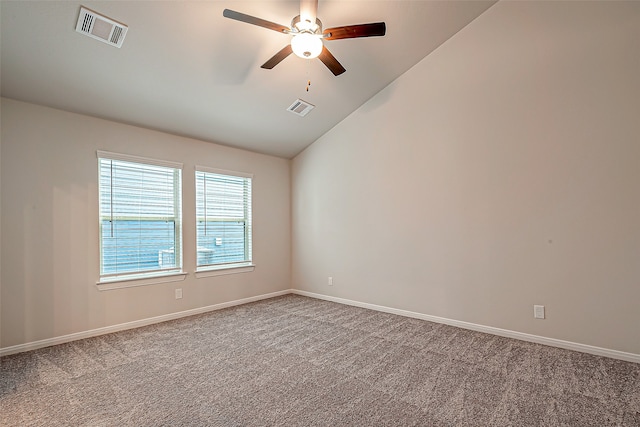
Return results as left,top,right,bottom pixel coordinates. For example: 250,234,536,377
96,151,186,289
194,165,254,277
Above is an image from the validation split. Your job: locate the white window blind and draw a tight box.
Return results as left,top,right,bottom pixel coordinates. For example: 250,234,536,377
98,151,183,278
195,167,252,269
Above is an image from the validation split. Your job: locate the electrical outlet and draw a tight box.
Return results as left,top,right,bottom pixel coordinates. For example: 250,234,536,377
328,277,333,286
534,305,545,319
175,288,183,299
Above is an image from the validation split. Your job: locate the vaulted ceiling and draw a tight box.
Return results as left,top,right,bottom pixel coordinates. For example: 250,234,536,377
1,1,496,158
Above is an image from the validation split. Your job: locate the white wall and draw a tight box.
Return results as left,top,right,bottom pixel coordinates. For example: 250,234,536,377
292,1,640,355
1,98,291,349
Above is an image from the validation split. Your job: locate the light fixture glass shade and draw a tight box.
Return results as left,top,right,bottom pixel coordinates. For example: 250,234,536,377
291,33,323,59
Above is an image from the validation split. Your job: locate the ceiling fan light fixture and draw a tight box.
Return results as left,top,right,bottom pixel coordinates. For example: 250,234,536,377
291,33,323,59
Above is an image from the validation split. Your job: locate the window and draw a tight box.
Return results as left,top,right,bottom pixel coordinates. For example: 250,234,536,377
98,151,183,281
195,167,252,271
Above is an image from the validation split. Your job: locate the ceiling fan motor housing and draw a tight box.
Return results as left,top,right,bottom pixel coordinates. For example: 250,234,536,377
292,15,322,34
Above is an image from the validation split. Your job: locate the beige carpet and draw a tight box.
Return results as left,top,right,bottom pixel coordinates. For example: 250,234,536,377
1,294,639,426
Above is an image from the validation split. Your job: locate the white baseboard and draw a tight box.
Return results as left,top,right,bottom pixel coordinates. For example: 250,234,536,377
292,290,640,364
0,290,290,357
4,288,638,364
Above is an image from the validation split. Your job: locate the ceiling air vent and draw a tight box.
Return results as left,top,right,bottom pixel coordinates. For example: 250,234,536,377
75,7,128,48
287,99,315,117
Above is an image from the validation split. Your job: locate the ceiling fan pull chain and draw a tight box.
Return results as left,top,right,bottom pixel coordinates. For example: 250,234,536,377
306,58,314,92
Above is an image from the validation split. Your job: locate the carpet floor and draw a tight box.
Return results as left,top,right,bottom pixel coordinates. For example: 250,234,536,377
1,294,639,426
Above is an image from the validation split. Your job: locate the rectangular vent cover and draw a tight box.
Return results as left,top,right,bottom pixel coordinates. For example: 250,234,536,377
287,99,315,117
75,7,128,48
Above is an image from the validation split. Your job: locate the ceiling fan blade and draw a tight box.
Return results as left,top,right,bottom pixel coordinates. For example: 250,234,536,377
318,46,346,76
323,22,386,40
261,45,294,69
299,0,318,26
222,9,290,34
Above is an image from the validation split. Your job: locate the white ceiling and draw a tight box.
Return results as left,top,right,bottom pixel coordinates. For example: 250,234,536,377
1,0,496,158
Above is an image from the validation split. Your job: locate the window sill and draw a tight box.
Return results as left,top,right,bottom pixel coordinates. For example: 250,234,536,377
96,271,187,291
195,263,255,279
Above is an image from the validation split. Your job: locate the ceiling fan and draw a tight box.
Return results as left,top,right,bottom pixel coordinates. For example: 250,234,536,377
222,0,386,76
